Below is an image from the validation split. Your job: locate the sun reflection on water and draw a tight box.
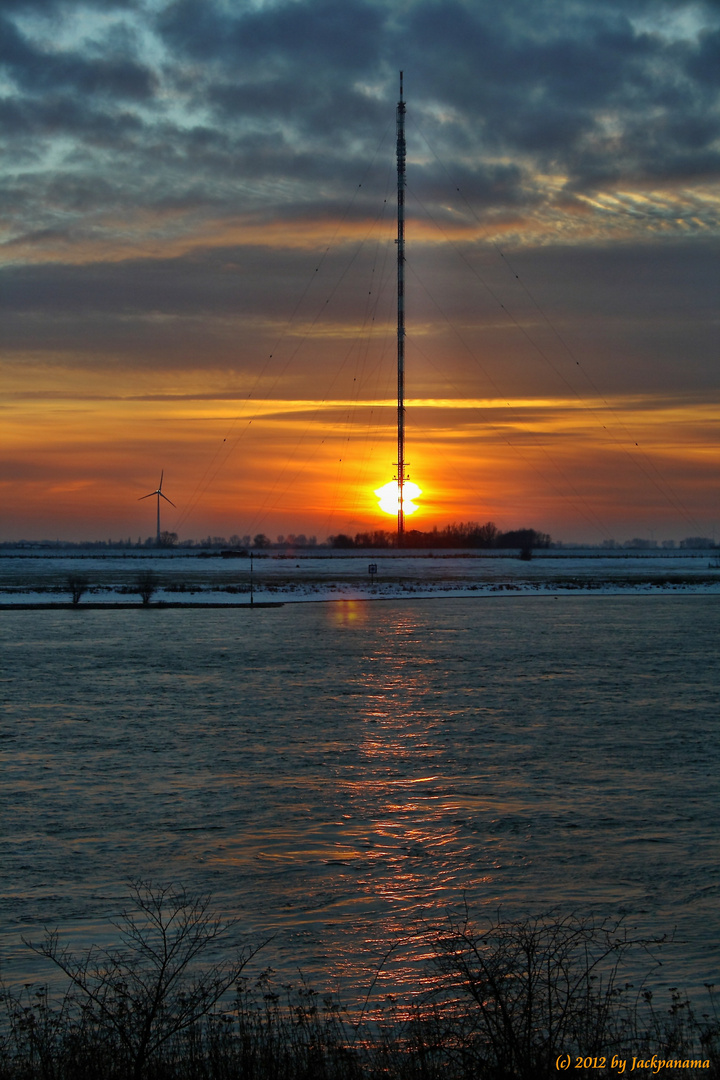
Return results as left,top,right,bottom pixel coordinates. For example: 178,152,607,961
329,599,367,627
314,608,500,1003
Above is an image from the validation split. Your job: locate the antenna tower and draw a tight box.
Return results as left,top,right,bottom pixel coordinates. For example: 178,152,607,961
396,71,406,545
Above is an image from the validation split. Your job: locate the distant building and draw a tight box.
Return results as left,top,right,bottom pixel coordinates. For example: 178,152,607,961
624,538,658,549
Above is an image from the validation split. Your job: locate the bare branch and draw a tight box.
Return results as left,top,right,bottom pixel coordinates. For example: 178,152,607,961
23,881,267,1080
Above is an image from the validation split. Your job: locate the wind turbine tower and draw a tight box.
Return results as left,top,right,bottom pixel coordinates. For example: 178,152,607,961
139,471,175,545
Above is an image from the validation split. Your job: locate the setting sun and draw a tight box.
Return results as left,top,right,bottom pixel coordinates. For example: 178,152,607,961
374,480,422,516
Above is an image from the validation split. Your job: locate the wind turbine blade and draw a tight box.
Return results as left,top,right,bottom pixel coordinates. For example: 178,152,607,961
159,493,176,507
138,493,155,501
159,470,164,490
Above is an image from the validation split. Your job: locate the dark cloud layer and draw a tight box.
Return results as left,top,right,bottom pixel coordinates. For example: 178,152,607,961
2,0,719,390
159,0,383,72
2,0,720,234
0,11,155,100
2,239,718,408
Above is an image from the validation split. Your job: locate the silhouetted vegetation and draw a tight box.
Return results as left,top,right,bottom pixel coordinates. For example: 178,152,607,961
427,909,719,1079
66,575,88,605
328,533,357,549
1,886,718,1080
16,883,262,1080
332,523,552,551
136,570,159,604
498,527,551,553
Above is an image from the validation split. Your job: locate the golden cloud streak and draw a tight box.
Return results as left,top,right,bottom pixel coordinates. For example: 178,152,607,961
6,171,718,269
4,393,718,485
5,390,720,418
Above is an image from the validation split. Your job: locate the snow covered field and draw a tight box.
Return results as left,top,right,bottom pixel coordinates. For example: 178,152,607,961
1,547,719,604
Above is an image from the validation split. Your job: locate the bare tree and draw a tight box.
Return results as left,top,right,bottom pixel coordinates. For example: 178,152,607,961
136,570,158,604
24,881,266,1080
67,575,88,605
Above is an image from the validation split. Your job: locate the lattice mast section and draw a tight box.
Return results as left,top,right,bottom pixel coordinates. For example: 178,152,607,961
396,71,407,545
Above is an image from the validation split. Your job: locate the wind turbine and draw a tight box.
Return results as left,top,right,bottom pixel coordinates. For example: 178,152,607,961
139,471,175,545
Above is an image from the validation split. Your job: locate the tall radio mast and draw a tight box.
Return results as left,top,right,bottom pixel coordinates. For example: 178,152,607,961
396,71,406,545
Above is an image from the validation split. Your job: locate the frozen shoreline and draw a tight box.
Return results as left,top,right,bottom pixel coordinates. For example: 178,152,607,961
2,547,719,605
2,580,720,607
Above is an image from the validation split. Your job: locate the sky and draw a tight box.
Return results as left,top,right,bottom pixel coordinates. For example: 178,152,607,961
2,0,720,544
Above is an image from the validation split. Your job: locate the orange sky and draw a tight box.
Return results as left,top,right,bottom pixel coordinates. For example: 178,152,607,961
3,378,718,544
3,221,719,544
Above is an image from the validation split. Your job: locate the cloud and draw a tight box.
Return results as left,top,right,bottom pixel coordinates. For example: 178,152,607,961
400,0,720,193
2,0,719,265
158,0,383,71
0,11,156,100
1,238,717,419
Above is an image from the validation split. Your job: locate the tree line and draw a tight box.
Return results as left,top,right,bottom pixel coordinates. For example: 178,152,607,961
328,521,552,551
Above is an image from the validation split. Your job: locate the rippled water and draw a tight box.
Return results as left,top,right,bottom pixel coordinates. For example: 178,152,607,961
1,595,718,1000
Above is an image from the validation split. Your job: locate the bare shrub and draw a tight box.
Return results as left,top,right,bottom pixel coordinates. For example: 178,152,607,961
21,881,265,1080
67,575,88,605
635,984,720,1071
426,910,667,1079
136,570,158,604
2,902,718,1080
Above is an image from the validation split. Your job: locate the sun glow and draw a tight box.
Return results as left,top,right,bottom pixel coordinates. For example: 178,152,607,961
374,480,422,516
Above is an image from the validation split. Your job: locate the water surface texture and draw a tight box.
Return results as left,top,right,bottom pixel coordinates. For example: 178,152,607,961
1,596,718,999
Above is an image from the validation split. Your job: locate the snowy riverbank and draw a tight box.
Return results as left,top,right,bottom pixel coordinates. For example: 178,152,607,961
1,547,719,605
